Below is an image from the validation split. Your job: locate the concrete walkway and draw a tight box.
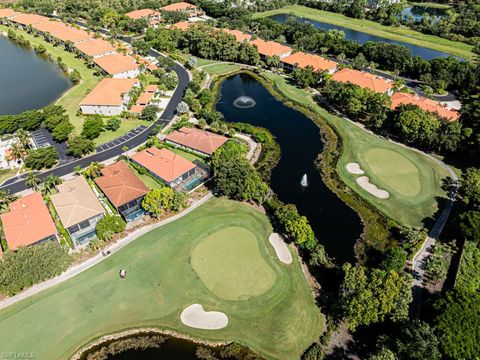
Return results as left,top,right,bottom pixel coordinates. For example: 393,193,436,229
0,193,213,310
234,133,260,164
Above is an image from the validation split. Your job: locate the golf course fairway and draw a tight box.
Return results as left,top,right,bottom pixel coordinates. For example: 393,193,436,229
0,198,325,360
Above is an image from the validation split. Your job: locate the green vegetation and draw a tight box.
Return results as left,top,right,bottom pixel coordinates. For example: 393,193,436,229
0,242,72,296
202,63,242,76
455,241,480,293
409,2,451,9
0,198,325,360
253,5,474,59
0,169,17,185
190,226,277,300
263,72,448,227
165,145,203,163
129,164,164,190
95,215,126,241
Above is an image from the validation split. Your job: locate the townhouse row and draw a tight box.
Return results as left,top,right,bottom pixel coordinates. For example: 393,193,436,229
0,127,227,251
125,2,204,27
172,22,460,122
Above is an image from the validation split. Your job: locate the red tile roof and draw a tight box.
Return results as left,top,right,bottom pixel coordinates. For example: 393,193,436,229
391,92,460,121
131,147,196,183
171,21,193,31
0,9,21,18
166,127,228,156
0,192,57,250
95,161,149,208
161,2,197,12
80,78,139,106
74,38,116,57
9,13,49,25
222,29,251,42
282,51,337,72
125,8,161,20
251,38,291,57
33,20,92,43
332,68,393,94
94,52,139,75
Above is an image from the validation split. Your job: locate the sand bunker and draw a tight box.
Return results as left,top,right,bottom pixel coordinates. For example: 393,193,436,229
356,176,390,199
269,233,292,265
180,304,228,330
346,162,365,175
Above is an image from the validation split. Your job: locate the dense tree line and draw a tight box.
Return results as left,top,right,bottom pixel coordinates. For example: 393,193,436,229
0,242,72,296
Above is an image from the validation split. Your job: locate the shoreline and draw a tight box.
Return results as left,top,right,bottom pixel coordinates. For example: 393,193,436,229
71,327,230,360
253,5,473,60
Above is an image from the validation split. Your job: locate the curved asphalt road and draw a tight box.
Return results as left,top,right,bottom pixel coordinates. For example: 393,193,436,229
0,49,190,194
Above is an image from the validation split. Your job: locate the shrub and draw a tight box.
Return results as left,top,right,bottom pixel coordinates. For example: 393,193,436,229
24,146,58,170
96,215,126,241
81,116,104,139
105,117,121,131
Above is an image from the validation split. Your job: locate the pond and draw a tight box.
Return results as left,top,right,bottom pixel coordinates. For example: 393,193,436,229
216,73,362,264
270,13,455,60
0,35,71,115
401,5,448,22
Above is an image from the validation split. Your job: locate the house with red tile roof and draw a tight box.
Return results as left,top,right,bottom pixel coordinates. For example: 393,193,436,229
222,29,252,42
130,85,159,114
282,51,337,74
0,192,58,250
95,161,149,221
80,78,140,116
250,38,291,59
131,147,197,187
170,21,193,31
125,8,161,26
74,38,117,58
165,127,228,156
93,52,141,78
8,13,49,27
32,21,92,44
160,2,204,17
331,68,394,95
0,9,21,21
390,92,460,122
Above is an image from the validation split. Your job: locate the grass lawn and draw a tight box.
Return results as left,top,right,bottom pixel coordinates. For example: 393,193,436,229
129,163,164,190
202,63,242,76
0,198,324,360
409,2,452,9
95,119,151,147
0,168,17,185
253,5,473,60
166,145,204,163
264,72,450,227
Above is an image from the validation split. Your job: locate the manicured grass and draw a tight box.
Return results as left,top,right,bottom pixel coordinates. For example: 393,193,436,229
0,168,17,185
253,5,474,59
129,164,164,190
409,2,452,9
0,198,324,360
166,146,204,163
194,57,220,67
264,73,450,227
95,119,151,147
191,227,277,300
202,63,241,76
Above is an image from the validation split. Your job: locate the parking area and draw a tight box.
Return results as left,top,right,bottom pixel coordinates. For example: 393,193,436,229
95,125,148,152
30,129,51,149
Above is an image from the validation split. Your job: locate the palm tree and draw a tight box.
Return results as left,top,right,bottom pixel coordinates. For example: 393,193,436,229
73,165,83,175
16,129,30,150
0,190,17,213
86,162,105,179
9,142,25,163
337,53,346,65
25,172,40,190
122,146,129,157
43,175,62,194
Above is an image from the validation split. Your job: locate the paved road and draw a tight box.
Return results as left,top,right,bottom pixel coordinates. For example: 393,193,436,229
0,193,213,310
0,48,189,194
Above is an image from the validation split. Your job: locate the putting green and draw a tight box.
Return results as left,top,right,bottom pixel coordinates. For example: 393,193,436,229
191,227,277,300
362,148,421,197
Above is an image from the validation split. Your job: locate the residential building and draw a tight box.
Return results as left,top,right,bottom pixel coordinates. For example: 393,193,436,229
80,78,140,116
390,92,460,122
50,176,105,245
250,38,291,59
165,127,228,156
8,13,49,27
95,161,149,222
32,21,92,44
281,51,337,74
0,192,58,250
125,8,161,26
331,68,394,95
160,2,204,17
131,147,197,188
130,85,159,114
0,9,21,23
93,52,141,78
170,21,193,31
74,38,117,58
222,29,252,42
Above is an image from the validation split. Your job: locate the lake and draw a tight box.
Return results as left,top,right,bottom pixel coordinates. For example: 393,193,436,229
0,35,71,115
216,73,362,264
401,5,448,22
270,13,455,60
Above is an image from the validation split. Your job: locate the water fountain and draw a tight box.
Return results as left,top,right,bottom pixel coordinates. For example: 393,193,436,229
233,95,256,109
300,174,308,187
